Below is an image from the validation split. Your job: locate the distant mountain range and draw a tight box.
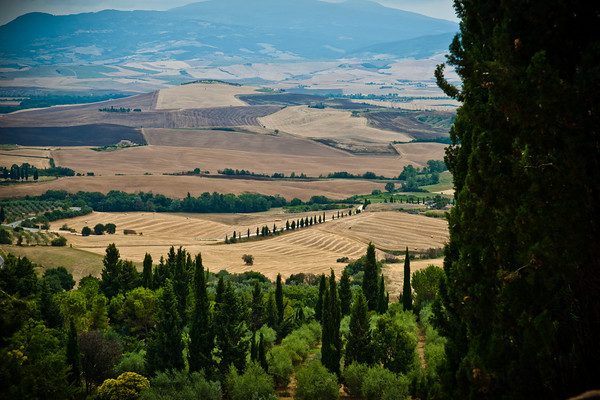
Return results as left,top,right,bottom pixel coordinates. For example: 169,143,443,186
0,0,458,65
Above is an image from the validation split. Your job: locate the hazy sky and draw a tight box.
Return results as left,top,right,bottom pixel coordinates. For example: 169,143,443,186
0,0,458,26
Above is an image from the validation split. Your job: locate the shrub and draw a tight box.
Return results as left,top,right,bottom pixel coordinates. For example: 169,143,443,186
242,254,254,265
51,236,67,246
141,369,221,400
343,362,370,396
362,365,409,400
226,362,276,400
98,372,150,400
267,346,294,387
294,360,339,400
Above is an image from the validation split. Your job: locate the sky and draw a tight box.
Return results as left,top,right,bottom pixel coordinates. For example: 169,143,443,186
0,0,458,26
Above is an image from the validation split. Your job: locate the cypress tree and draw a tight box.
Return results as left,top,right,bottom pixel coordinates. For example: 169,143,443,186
100,243,121,299
339,268,352,316
146,279,184,375
258,332,268,371
275,273,284,325
321,269,341,376
214,278,248,378
66,316,82,388
402,247,412,311
376,274,388,314
315,274,326,322
250,281,265,331
119,260,140,293
362,242,378,310
142,253,153,289
266,291,277,328
250,331,258,362
189,253,214,374
434,1,600,398
345,288,372,365
0,206,5,223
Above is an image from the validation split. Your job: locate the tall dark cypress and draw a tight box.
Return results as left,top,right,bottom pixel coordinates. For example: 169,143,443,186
376,274,388,314
402,247,412,311
250,281,265,331
321,269,341,376
258,332,268,371
362,242,378,310
315,274,326,321
345,288,372,365
145,279,184,375
172,247,189,327
142,253,153,289
66,316,82,388
339,268,352,316
275,273,284,325
100,243,121,299
434,1,600,398
189,253,214,374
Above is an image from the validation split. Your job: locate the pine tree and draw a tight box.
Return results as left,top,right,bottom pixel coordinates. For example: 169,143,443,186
339,268,352,316
189,253,214,374
66,316,82,388
433,1,600,398
376,274,388,314
345,288,372,365
146,279,184,375
119,260,140,293
100,243,122,299
362,242,378,310
142,253,153,289
321,269,341,376
402,247,412,311
315,274,326,322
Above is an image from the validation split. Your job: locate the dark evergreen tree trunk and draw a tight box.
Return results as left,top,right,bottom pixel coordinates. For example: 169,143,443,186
339,268,352,316
434,1,600,398
189,253,214,375
142,253,153,289
362,242,378,310
402,247,412,311
345,288,372,365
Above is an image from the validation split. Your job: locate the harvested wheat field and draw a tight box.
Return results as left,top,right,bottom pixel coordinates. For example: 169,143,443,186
49,209,447,283
259,105,413,143
155,82,258,109
0,146,53,169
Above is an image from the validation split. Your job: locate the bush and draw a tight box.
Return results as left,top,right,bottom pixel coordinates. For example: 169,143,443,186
94,223,105,235
81,226,92,236
294,360,339,400
226,362,276,400
267,346,294,387
141,369,221,400
242,254,254,265
98,372,150,400
51,236,67,246
116,351,147,377
343,362,370,396
105,223,117,234
362,365,409,400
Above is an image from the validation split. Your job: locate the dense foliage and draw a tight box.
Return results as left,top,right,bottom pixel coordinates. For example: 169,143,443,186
434,0,600,398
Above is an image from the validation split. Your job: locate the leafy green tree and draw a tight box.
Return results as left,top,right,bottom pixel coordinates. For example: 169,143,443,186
142,253,153,289
94,223,105,235
0,254,39,298
0,227,11,244
372,313,416,375
226,362,276,400
81,226,92,236
66,316,82,388
362,243,378,311
0,320,75,400
39,281,64,329
344,288,372,366
339,268,352,316
433,1,600,398
119,287,159,339
295,360,339,400
214,277,248,378
385,182,395,193
104,223,116,234
100,243,122,299
402,247,412,311
189,253,214,374
411,265,444,311
43,266,75,293
321,270,341,376
361,364,410,400
145,279,184,375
